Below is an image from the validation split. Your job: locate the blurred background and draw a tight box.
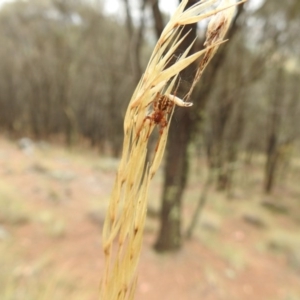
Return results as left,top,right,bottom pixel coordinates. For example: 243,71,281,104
0,0,300,299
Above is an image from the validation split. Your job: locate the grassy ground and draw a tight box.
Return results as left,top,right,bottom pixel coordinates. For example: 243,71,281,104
0,135,300,300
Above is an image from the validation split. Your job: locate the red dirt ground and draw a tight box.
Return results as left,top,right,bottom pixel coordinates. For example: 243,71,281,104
0,136,299,300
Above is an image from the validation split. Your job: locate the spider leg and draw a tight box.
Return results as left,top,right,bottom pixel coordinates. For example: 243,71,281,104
136,116,150,136
145,117,154,139
166,102,174,115
152,99,159,110
154,118,168,152
135,115,154,147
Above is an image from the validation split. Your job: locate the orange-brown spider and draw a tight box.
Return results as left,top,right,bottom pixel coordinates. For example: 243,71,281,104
145,93,174,136
136,92,192,151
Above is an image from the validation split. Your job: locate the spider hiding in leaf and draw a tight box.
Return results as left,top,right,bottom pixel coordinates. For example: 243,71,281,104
136,92,193,151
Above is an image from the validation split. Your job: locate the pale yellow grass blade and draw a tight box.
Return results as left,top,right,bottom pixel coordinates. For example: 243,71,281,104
99,0,244,299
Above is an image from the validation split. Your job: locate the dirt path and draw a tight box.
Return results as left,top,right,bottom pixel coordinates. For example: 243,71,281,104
0,136,299,300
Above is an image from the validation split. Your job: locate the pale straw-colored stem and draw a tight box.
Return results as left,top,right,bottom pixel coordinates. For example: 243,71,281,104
99,1,245,299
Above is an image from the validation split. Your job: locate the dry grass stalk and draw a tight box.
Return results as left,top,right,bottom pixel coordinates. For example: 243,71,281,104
185,0,247,100
100,1,244,299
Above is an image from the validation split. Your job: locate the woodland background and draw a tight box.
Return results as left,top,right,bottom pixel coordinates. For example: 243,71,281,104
0,0,300,299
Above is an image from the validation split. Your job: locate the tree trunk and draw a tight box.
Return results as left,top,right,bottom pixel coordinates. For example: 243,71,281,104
154,1,245,252
154,0,198,252
264,133,278,193
154,106,192,251
264,67,284,194
185,170,213,239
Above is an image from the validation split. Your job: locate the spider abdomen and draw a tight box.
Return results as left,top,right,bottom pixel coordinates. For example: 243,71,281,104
153,111,164,124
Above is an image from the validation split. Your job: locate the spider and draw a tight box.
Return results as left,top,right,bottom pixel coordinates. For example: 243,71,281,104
146,93,174,135
136,92,192,151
